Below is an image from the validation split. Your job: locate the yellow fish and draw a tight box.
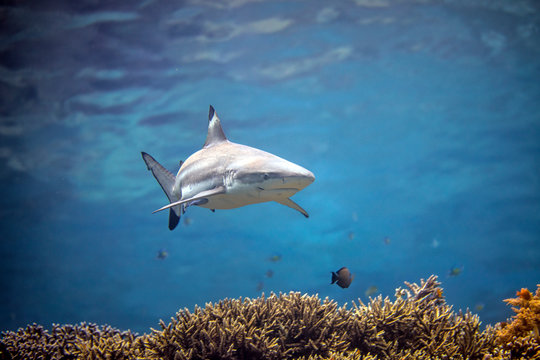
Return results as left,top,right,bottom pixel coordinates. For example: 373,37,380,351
365,285,378,297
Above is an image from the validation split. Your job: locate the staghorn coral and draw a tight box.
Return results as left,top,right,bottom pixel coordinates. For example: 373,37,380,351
0,322,140,360
71,330,144,360
344,275,499,359
496,284,540,359
144,292,349,360
1,276,530,360
294,349,371,360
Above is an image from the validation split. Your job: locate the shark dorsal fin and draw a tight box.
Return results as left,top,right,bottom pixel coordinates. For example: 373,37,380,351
203,105,228,148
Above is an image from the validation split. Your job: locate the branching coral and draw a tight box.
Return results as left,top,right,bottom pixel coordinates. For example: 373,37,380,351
144,292,349,360
1,276,532,360
496,284,540,359
344,275,498,359
0,322,140,360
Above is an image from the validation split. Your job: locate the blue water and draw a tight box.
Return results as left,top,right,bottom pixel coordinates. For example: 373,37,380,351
1,1,539,335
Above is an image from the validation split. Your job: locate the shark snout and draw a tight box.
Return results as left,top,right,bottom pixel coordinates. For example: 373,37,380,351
280,167,315,190
304,169,315,184
233,156,314,192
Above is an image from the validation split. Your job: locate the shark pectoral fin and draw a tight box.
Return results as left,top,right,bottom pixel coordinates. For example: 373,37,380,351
152,186,226,214
275,198,309,218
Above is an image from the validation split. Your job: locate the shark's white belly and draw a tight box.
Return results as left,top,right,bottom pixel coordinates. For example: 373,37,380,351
200,193,267,209
187,183,299,210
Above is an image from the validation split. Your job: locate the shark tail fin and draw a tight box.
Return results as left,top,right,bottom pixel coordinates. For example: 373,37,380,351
141,152,181,230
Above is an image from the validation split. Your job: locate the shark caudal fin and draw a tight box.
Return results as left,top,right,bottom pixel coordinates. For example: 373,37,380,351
141,152,181,230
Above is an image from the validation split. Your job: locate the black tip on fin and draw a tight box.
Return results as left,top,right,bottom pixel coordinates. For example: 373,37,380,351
208,105,215,121
168,209,180,230
141,152,155,170
141,152,149,167
203,106,228,148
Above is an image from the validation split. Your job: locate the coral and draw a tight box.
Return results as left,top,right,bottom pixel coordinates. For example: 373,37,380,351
496,284,540,359
144,292,349,360
71,330,144,360
0,322,140,360
343,276,498,359
0,275,531,360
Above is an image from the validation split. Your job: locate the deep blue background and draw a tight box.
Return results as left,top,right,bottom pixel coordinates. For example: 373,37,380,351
1,0,539,334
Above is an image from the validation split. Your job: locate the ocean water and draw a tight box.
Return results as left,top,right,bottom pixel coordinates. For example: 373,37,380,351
1,0,539,335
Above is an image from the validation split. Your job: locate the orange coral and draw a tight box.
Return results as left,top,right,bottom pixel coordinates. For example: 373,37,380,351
496,284,540,358
516,288,533,301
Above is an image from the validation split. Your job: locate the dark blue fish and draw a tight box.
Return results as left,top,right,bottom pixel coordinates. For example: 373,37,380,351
331,267,354,288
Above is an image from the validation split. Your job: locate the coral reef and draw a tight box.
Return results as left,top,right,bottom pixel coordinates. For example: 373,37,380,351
145,292,349,360
0,322,140,360
1,276,538,360
343,276,497,359
496,285,540,359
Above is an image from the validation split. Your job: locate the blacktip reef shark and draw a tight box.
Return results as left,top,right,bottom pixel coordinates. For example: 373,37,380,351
141,106,315,230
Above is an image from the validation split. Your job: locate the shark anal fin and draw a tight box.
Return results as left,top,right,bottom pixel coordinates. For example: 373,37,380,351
275,198,309,218
153,186,226,213
169,209,180,230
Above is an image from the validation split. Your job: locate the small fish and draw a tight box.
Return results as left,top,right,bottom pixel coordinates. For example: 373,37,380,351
266,269,274,278
365,285,378,297
156,249,168,260
256,281,264,291
431,237,440,248
331,267,354,289
448,266,463,277
384,236,391,245
268,255,282,262
183,216,193,226
475,303,485,311
348,232,355,240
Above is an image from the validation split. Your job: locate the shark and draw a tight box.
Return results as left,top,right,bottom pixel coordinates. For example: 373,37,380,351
141,105,315,230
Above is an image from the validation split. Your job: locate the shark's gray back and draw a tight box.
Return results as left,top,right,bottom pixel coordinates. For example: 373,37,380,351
175,140,284,200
